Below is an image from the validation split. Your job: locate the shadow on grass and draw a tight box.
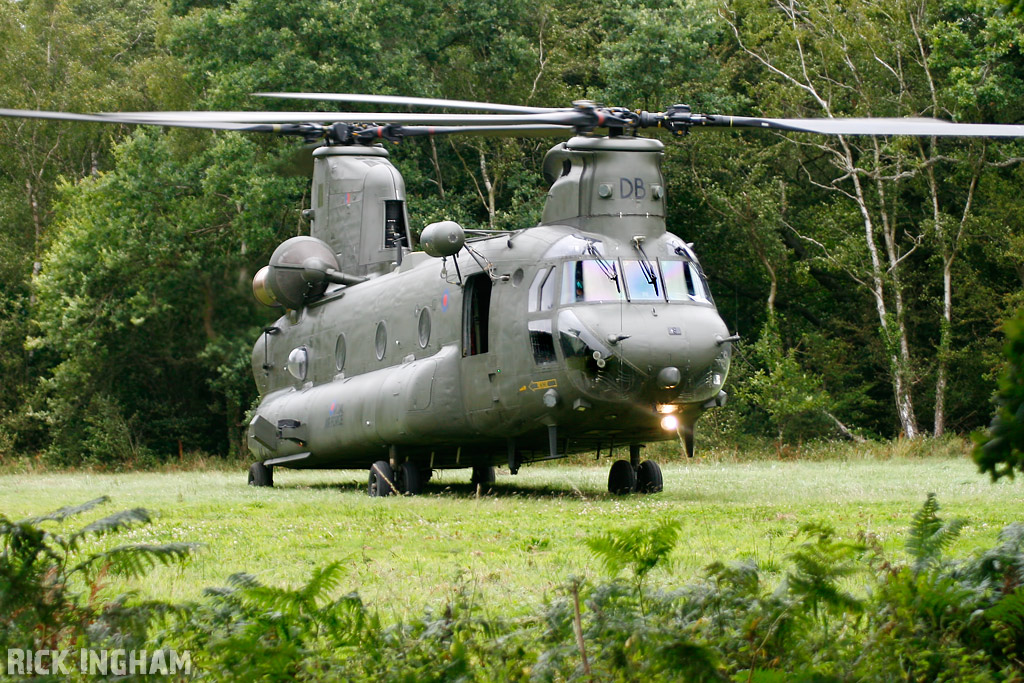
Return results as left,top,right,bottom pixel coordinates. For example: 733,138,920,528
274,476,632,500
265,466,719,502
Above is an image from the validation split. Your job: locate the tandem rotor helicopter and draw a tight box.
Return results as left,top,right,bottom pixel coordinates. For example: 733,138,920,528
4,94,1024,496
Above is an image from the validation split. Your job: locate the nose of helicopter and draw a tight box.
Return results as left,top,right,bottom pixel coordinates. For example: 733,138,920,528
621,305,728,366
558,303,732,404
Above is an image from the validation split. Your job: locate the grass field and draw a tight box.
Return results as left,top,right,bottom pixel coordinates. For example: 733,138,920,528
1,448,1021,621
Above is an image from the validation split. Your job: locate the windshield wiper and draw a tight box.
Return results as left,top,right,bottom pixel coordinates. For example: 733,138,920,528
584,240,621,293
632,237,659,296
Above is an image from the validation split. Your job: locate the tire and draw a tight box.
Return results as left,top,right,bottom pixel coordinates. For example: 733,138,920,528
399,461,423,495
636,460,663,494
248,462,273,487
608,459,636,495
368,460,397,497
471,465,495,488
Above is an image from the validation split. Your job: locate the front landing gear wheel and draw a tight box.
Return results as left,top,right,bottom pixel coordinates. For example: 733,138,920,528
248,462,273,487
368,460,397,497
636,460,663,494
608,459,636,495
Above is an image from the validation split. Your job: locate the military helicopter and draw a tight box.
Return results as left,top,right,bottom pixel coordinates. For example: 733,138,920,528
4,95,1024,496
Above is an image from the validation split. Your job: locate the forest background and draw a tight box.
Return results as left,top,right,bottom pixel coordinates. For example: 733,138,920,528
1,0,1022,467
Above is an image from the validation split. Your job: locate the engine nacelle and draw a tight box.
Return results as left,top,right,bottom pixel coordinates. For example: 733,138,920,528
253,236,341,309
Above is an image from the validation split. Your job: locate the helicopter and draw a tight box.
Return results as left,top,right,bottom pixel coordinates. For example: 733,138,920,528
4,94,1024,496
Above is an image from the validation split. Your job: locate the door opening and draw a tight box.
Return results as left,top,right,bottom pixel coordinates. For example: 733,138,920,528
463,274,492,356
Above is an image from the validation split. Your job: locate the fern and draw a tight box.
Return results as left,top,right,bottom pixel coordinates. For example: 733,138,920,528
905,493,967,572
1,498,196,652
71,542,196,580
986,589,1024,637
21,496,110,525
783,523,865,621
241,561,345,618
586,517,681,581
68,507,153,550
961,522,1024,591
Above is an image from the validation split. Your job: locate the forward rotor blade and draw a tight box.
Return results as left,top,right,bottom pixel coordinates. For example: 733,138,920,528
367,124,573,141
695,114,1024,138
254,92,559,114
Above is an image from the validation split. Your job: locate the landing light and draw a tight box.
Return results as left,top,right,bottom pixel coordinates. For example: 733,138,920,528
660,414,680,432
656,403,678,414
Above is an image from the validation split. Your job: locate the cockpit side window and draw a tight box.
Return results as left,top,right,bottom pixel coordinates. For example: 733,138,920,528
528,319,557,364
528,266,557,312
528,269,546,313
688,262,710,303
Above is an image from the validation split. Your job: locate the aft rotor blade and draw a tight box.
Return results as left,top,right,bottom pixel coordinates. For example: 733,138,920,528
254,92,559,114
105,110,589,126
0,107,318,135
694,114,1024,138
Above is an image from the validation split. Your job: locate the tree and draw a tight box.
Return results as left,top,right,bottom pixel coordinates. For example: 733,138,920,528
0,0,171,452
31,130,304,462
721,0,1024,439
973,308,1024,480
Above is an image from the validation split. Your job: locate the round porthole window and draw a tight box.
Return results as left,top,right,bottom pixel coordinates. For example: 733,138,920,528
375,322,387,360
287,346,309,380
334,334,346,371
418,308,431,348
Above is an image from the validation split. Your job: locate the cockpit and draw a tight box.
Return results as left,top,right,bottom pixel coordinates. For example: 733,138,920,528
520,235,730,408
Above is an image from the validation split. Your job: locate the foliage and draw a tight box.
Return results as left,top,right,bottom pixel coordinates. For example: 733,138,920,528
0,0,172,456
0,496,195,652
6,494,1022,680
732,317,839,443
974,308,1024,480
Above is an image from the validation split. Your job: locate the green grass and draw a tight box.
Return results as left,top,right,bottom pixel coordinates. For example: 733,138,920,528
1,449,1020,621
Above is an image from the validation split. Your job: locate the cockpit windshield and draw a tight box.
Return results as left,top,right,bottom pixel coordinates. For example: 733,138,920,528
562,260,624,303
621,260,661,301
560,259,711,304
661,260,710,303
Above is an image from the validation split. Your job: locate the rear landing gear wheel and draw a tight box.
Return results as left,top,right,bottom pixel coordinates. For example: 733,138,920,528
636,460,663,494
471,465,495,489
368,460,397,497
399,461,423,495
608,459,636,495
248,462,273,487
